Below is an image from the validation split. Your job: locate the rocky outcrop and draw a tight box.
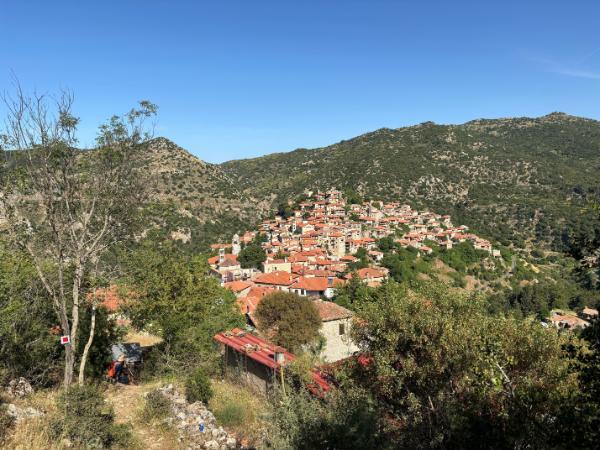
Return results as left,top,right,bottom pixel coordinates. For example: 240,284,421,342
5,378,34,398
156,384,239,450
4,403,43,422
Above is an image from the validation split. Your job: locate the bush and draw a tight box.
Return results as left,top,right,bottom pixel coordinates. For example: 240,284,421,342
185,368,213,404
50,384,131,448
214,402,245,427
141,390,171,421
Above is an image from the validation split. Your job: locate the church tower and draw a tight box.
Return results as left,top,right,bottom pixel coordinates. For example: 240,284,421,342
232,233,241,256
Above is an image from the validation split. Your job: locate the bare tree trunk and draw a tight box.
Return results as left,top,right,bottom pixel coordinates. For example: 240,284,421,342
78,304,97,386
66,263,84,386
64,345,75,388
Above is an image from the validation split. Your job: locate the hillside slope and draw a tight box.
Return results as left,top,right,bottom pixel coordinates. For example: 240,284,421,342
221,113,600,247
139,137,258,213
130,137,269,250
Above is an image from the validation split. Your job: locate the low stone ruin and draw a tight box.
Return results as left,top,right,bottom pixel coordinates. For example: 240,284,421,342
156,384,240,450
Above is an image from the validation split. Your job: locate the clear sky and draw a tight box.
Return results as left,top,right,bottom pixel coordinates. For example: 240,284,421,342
1,1,599,163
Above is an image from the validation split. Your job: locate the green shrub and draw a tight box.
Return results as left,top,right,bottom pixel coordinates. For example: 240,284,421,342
141,390,171,421
214,402,245,427
50,384,131,448
185,368,213,404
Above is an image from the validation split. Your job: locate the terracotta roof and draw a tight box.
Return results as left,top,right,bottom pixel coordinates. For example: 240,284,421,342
207,254,238,265
550,314,589,329
224,280,253,293
312,300,353,322
210,243,232,249
288,255,309,263
87,285,131,312
219,258,241,268
291,277,328,292
265,259,288,264
237,295,262,315
254,271,295,286
346,268,387,280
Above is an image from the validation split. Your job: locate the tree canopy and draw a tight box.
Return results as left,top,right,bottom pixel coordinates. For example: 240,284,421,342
350,281,579,448
238,243,267,269
124,244,244,372
254,292,321,353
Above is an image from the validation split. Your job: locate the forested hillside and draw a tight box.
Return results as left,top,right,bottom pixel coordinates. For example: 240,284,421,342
221,113,600,249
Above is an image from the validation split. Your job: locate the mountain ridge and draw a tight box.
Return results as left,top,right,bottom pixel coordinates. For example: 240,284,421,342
218,112,600,249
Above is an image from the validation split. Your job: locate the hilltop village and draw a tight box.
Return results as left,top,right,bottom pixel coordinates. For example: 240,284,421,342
209,189,499,337
211,188,500,291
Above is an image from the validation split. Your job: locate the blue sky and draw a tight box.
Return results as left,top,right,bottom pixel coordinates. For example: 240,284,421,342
1,1,599,163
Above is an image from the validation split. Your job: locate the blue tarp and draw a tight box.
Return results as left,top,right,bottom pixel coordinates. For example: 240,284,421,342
110,343,142,363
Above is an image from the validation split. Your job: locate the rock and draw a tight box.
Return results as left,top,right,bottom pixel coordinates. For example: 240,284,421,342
6,377,34,398
5,403,43,421
155,384,241,449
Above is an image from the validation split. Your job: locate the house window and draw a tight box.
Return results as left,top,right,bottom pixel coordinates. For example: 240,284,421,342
338,323,346,335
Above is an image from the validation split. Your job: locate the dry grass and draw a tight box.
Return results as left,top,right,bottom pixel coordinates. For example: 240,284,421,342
123,331,163,347
2,381,181,450
2,389,60,450
208,379,270,446
104,381,180,450
2,377,269,449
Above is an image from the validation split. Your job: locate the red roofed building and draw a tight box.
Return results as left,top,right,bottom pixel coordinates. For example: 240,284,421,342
289,276,344,299
214,328,331,396
253,271,296,290
346,267,388,287
86,285,133,326
223,280,253,297
236,286,275,318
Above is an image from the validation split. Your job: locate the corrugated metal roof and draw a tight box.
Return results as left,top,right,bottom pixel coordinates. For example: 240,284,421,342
214,328,330,393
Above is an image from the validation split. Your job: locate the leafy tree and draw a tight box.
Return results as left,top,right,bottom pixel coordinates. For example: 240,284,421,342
238,243,267,269
334,272,371,311
0,87,157,387
185,367,213,404
556,320,600,447
275,248,289,260
351,281,579,448
0,240,61,385
343,189,363,205
347,248,369,271
377,236,397,252
254,292,321,352
277,201,294,219
124,244,244,372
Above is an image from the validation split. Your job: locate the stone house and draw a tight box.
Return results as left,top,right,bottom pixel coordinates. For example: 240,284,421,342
312,300,359,363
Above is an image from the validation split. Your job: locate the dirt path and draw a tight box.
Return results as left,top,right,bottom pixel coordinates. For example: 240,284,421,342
105,383,180,450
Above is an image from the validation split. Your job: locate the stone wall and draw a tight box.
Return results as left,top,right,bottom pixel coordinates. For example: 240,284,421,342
157,384,240,450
